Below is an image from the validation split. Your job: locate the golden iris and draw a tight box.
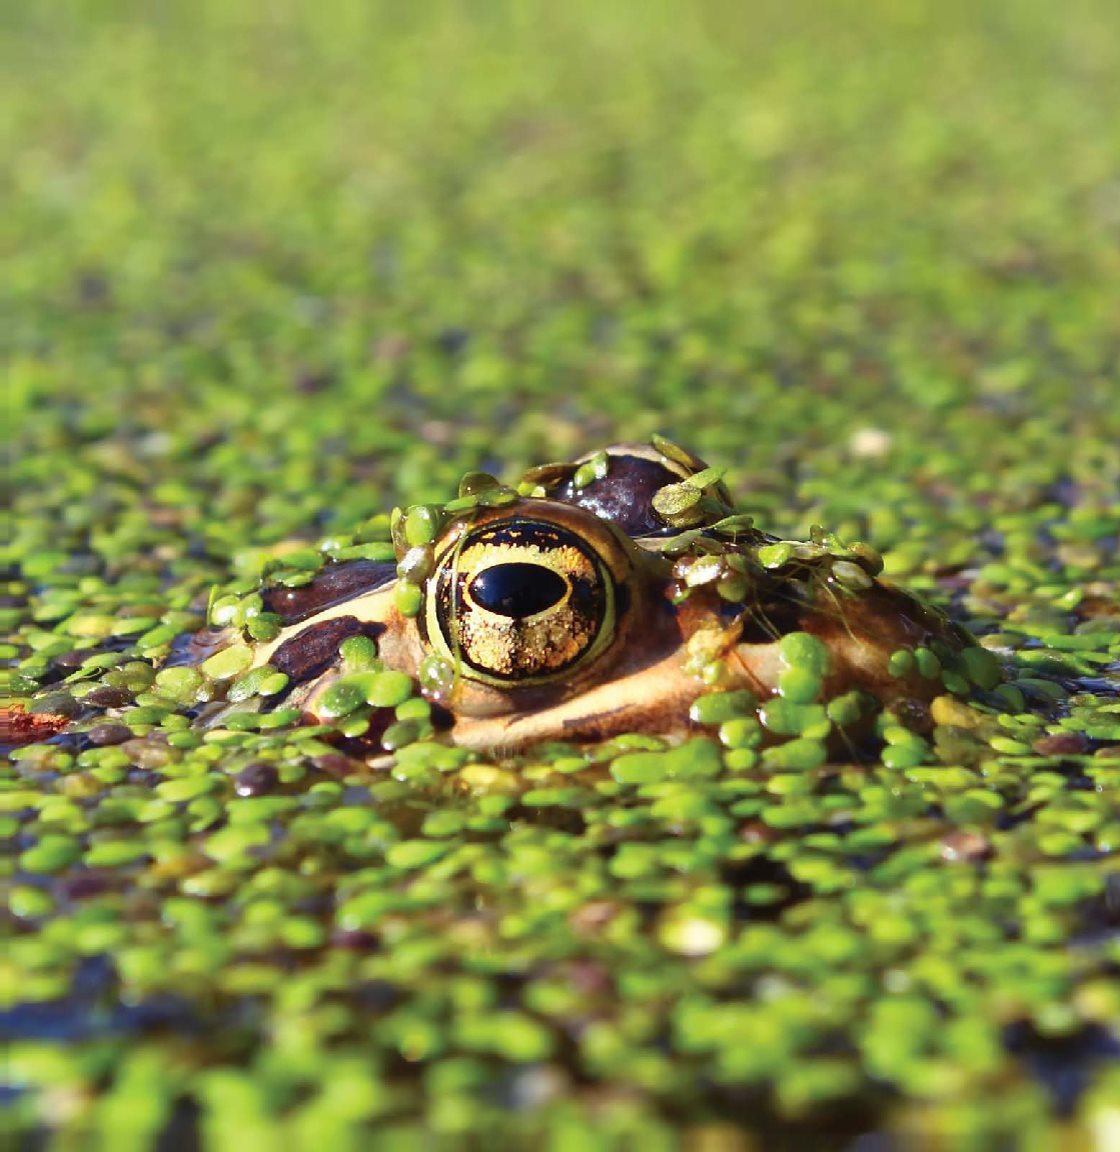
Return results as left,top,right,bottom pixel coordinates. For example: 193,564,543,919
424,517,617,685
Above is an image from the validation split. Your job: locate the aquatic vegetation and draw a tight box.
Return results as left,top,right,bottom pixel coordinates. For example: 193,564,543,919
4,2,1119,1149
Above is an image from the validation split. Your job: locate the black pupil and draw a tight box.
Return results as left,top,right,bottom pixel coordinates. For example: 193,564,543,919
469,563,568,618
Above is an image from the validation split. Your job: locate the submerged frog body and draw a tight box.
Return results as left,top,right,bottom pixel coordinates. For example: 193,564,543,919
180,438,984,752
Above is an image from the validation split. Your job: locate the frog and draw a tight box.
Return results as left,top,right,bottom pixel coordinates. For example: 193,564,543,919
172,436,985,753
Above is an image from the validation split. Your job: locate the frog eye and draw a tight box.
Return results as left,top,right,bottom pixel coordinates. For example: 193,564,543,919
424,515,621,685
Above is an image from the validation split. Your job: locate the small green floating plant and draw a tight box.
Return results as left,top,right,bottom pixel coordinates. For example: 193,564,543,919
5,1,1120,1142
6,435,1114,1152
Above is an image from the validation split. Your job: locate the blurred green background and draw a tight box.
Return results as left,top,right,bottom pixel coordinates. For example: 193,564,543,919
8,0,1117,543
4,1,1119,1148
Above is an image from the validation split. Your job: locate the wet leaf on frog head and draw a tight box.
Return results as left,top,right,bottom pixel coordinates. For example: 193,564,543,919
394,579,423,618
397,545,433,582
418,653,457,704
641,528,704,554
245,613,282,642
848,542,885,576
680,554,725,587
757,543,795,569
683,465,726,491
652,482,703,518
261,548,322,576
518,461,576,490
404,505,442,547
318,673,380,719
572,450,610,490
710,513,757,538
339,634,381,672
831,560,874,591
441,494,482,514
776,632,827,674
473,485,519,508
390,505,406,552
325,542,397,563
365,670,414,709
650,433,698,470
826,690,870,727
458,471,504,498
717,571,751,601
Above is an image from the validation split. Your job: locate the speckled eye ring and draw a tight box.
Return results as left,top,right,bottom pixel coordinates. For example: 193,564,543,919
422,512,623,687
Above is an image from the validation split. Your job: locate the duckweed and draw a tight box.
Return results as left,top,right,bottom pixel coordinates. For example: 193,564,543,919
200,645,254,682
5,1,1119,1149
393,580,423,619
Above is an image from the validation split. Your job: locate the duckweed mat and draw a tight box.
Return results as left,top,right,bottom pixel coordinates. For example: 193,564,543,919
4,2,1120,1148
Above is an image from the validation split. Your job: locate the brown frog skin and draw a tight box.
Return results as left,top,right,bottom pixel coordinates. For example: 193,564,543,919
181,440,976,753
